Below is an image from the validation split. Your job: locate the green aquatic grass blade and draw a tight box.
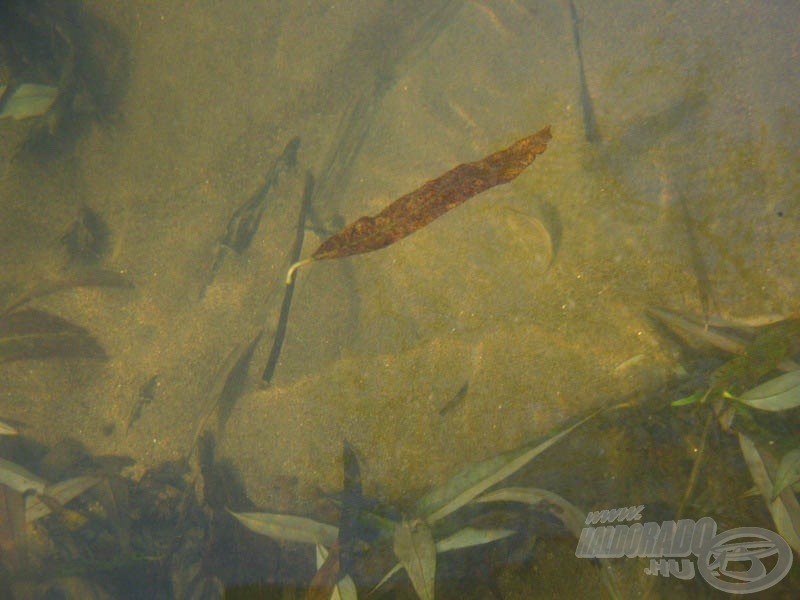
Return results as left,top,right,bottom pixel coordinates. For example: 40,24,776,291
737,370,800,412
416,411,597,524
393,519,436,600
772,449,800,500
228,509,338,546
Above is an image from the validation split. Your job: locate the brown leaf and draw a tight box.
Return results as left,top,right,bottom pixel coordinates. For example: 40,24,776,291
287,126,551,282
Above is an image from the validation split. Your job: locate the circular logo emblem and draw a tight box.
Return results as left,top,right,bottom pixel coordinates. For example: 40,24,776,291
697,527,793,594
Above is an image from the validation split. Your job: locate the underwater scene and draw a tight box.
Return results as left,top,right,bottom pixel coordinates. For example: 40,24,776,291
0,1,798,598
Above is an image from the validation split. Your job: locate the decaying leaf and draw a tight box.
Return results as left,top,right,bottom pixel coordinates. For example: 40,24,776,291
287,126,552,282
0,308,106,363
393,519,436,600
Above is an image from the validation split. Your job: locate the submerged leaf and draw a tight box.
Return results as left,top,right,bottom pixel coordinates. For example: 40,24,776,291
737,433,800,554
475,487,585,538
287,126,552,282
435,527,516,553
25,475,101,522
393,519,436,600
314,543,357,600
416,412,596,523
0,83,57,120
0,309,106,363
737,370,800,412
772,449,800,500
228,509,338,546
0,458,46,494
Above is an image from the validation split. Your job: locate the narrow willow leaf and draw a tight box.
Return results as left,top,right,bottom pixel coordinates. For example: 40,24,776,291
393,519,436,600
772,449,800,500
372,527,517,596
475,487,585,538
25,475,101,522
315,544,357,600
228,509,338,546
435,527,516,553
738,433,800,554
0,457,46,494
0,419,19,435
286,126,552,283
417,412,597,523
0,83,57,120
671,392,703,407
737,370,800,412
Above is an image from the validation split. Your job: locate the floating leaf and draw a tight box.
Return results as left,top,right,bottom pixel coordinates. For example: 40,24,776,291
228,509,338,546
737,370,800,412
287,126,552,282
416,411,596,523
0,83,57,120
0,308,106,363
772,449,800,500
0,458,46,494
393,519,436,600
25,475,101,522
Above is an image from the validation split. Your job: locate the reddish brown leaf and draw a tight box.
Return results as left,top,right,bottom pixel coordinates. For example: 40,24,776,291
287,126,551,282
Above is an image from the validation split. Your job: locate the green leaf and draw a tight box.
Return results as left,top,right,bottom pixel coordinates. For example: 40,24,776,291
0,457,46,494
737,370,800,412
671,392,703,407
314,544,357,600
25,475,101,522
228,510,338,546
475,487,585,538
393,519,436,600
416,411,596,523
0,83,58,120
773,449,800,500
738,433,800,554
435,527,516,553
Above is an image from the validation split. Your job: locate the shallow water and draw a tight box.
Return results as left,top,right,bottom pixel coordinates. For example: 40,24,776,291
1,1,798,597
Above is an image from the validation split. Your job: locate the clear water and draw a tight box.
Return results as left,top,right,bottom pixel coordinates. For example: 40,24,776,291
1,1,798,597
